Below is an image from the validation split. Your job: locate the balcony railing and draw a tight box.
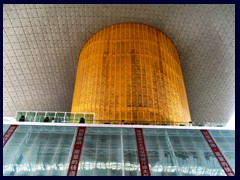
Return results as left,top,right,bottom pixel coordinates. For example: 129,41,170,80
12,111,227,127
15,111,95,124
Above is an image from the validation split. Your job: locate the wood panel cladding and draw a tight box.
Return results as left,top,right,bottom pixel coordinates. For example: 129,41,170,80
71,23,191,125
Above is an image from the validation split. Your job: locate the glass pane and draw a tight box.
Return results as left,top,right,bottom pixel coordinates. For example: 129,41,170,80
167,129,226,176
55,113,65,123
69,113,75,123
26,112,36,122
143,129,228,176
74,113,83,123
3,124,10,135
45,112,56,123
3,125,76,176
143,129,177,176
16,112,26,122
77,128,140,176
3,126,235,176
35,112,45,122
65,113,71,123
209,130,235,171
85,114,94,124
122,128,140,176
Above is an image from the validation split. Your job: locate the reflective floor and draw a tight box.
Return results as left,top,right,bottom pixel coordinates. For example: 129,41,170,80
3,125,235,176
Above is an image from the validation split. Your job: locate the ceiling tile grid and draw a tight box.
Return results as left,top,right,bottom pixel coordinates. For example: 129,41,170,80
3,4,235,126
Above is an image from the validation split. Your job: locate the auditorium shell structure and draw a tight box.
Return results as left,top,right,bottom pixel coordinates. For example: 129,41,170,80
71,23,191,125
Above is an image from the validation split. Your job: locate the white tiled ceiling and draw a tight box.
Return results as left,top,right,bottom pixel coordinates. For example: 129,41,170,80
3,4,235,125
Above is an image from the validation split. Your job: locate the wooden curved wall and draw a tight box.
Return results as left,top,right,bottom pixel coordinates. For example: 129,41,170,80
71,23,191,125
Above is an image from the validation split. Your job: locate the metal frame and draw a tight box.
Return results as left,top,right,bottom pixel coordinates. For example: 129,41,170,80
3,120,234,131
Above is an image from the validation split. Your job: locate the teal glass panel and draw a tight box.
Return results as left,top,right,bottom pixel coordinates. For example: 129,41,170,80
16,112,26,122
25,112,36,122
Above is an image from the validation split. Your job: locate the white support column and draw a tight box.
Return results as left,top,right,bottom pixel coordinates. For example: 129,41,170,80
63,113,66,123
67,127,78,166
94,130,99,176
33,112,37,122
191,135,208,175
107,131,111,176
121,128,125,176
155,129,164,174
47,134,64,176
25,111,28,122
14,127,38,176
165,130,182,176
52,112,57,123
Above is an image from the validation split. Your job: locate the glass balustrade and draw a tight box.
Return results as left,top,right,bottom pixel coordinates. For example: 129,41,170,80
13,111,226,127
15,111,95,124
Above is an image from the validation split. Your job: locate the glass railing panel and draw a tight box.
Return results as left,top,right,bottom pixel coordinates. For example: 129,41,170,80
74,113,84,123
69,113,75,123
64,113,71,123
55,112,65,123
85,114,94,124
16,112,27,122
45,112,56,123
35,112,45,122
26,112,36,122
15,111,95,124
